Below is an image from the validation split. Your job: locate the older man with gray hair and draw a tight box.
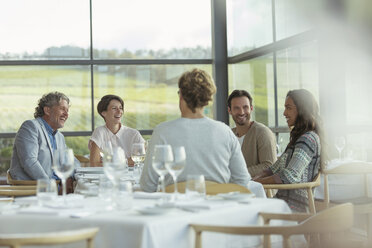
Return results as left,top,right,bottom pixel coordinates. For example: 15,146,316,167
9,91,71,180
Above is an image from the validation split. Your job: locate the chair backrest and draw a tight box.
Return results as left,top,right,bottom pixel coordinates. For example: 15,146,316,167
165,181,251,195
165,180,217,193
206,183,251,195
0,227,99,248
323,162,372,206
0,185,37,197
297,202,354,234
190,203,353,248
263,173,321,213
7,171,36,186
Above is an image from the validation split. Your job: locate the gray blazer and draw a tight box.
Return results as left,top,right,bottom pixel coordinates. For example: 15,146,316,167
9,117,67,180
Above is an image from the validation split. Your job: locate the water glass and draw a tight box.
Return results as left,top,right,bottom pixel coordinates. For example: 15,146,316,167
98,174,114,202
116,180,133,210
185,175,206,200
37,179,58,206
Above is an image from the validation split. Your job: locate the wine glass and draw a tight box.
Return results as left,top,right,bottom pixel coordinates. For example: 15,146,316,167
131,143,146,182
53,148,75,204
165,146,186,198
103,146,128,209
335,136,346,160
152,145,173,193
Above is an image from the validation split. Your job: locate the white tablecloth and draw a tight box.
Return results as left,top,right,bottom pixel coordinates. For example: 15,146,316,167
0,195,290,248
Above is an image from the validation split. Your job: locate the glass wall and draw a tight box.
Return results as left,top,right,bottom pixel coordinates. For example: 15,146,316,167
227,0,321,148
93,65,213,130
228,54,274,126
92,0,211,59
0,66,92,133
0,0,90,60
0,0,212,175
276,41,319,127
226,0,273,56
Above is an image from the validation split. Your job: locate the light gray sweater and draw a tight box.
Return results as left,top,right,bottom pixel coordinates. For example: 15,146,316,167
140,117,251,192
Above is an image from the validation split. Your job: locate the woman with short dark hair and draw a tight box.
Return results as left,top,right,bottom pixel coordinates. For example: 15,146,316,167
253,89,323,212
89,94,144,166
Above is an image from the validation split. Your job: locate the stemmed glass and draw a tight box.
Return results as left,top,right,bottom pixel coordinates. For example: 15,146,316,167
152,145,173,193
165,146,186,198
53,148,75,204
335,136,346,160
103,146,128,209
131,143,146,181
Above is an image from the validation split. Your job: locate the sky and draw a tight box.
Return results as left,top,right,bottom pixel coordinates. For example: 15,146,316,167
0,0,211,54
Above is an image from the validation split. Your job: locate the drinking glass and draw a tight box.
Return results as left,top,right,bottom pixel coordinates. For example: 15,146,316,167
103,146,128,186
185,175,206,200
103,146,128,208
165,146,186,196
98,174,114,202
335,136,346,160
152,145,173,193
131,143,146,181
37,179,57,206
116,180,133,210
53,148,75,203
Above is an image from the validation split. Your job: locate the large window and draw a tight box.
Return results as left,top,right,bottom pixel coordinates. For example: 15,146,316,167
0,0,90,60
92,0,211,59
228,54,274,126
0,0,213,175
227,0,320,148
0,66,92,133
93,65,213,130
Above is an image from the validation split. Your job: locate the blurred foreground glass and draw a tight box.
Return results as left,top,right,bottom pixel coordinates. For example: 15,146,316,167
53,148,75,203
166,146,186,196
185,175,206,200
117,180,133,210
37,179,58,206
152,145,173,193
99,174,114,202
335,136,346,160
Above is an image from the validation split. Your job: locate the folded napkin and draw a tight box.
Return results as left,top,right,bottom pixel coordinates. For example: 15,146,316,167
133,192,167,199
175,199,238,210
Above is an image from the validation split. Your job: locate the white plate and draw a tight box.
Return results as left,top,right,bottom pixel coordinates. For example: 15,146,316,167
217,192,255,200
136,206,171,215
75,167,104,174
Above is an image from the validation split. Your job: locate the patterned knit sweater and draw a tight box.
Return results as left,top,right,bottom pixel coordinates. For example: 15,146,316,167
269,131,321,212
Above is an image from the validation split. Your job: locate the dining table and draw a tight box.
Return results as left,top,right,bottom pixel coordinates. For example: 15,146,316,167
0,191,291,248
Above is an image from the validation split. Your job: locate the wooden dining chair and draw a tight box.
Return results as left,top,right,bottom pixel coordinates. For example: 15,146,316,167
0,185,37,197
7,171,37,186
322,161,372,244
75,154,91,167
205,183,251,195
165,180,217,193
263,173,321,214
190,203,354,248
0,227,99,248
165,181,251,195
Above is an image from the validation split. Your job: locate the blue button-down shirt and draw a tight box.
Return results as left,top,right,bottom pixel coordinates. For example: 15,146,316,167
41,118,57,150
41,118,60,180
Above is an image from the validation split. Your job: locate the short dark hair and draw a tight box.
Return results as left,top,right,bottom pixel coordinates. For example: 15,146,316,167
34,92,70,118
227,90,253,109
97,95,124,119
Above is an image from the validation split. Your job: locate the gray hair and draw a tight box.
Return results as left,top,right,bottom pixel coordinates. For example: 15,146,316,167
34,92,70,118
